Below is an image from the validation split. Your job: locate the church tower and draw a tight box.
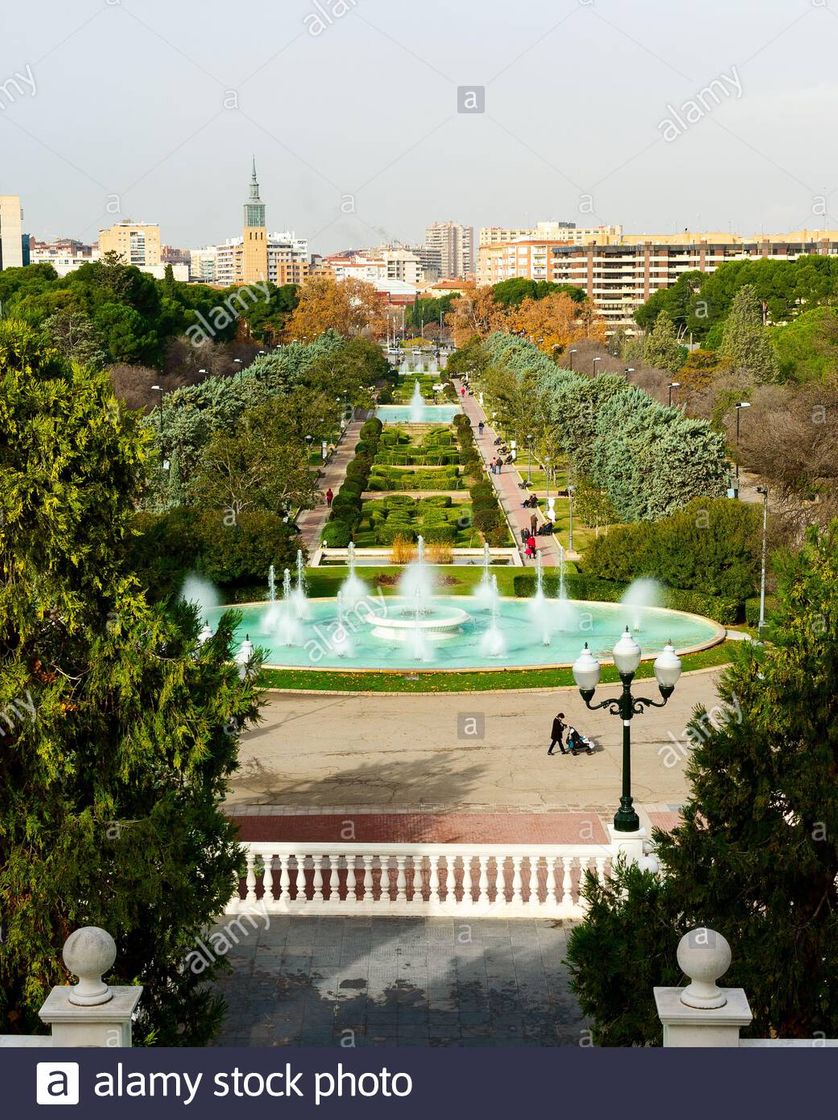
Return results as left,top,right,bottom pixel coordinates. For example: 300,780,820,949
240,157,268,284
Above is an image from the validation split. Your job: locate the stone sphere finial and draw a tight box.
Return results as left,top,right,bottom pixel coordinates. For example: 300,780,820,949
63,927,116,1006
677,927,731,1009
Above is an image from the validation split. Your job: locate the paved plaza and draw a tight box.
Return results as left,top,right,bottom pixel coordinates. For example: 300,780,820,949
227,671,722,819
213,916,587,1048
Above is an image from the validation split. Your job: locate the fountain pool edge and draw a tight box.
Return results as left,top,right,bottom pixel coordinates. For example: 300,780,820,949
219,597,727,674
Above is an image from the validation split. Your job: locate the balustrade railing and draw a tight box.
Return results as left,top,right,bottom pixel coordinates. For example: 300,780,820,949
227,842,613,918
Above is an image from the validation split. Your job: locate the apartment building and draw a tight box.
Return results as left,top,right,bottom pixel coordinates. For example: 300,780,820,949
479,221,623,248
0,195,25,270
208,233,309,287
29,237,95,277
98,221,162,267
424,221,474,279
479,228,838,324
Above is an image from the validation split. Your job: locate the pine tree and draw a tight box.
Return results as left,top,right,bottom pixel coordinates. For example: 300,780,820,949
643,310,683,374
567,521,838,1042
0,321,261,1043
720,284,781,382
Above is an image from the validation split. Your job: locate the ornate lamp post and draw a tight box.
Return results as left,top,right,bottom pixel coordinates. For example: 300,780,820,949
573,631,682,832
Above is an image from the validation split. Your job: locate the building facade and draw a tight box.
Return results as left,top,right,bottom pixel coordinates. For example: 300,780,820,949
424,221,474,279
98,221,162,267
478,228,838,324
240,158,269,284
0,195,25,270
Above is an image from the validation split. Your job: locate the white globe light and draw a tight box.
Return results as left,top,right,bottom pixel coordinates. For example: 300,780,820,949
612,627,642,675
572,644,601,692
654,642,682,690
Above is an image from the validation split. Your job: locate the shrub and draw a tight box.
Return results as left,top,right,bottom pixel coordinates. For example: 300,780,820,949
197,510,298,587
321,519,352,547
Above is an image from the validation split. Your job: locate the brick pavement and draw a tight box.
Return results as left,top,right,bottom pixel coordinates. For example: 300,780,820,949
297,420,363,553
212,916,588,1048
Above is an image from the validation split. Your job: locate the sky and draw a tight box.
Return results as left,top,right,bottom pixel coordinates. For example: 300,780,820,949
3,0,838,255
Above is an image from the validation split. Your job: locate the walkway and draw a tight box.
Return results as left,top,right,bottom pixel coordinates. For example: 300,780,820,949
224,672,722,817
296,420,363,553
212,916,587,1047
452,378,562,567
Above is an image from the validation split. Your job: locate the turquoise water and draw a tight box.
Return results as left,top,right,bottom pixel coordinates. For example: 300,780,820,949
206,596,722,671
376,404,461,424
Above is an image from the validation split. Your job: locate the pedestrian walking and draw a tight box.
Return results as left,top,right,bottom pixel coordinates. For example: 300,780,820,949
326,487,334,507
530,512,538,535
478,420,485,436
548,712,568,756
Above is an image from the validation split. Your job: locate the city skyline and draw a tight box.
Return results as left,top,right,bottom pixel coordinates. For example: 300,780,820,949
4,0,838,255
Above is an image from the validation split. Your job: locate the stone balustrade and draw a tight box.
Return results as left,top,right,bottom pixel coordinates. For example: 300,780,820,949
226,841,615,918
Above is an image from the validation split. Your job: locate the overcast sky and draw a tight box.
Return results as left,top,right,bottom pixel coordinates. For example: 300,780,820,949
3,0,838,254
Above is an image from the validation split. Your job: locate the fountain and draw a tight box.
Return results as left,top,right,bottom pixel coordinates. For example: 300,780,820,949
528,552,552,646
480,576,507,659
180,575,220,617
473,542,496,609
276,568,303,646
340,542,369,608
331,590,354,658
291,550,309,619
555,543,577,632
621,578,663,632
372,535,469,646
409,380,424,424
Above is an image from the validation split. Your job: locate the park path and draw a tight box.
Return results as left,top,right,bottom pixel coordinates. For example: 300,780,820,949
297,419,363,553
451,378,561,567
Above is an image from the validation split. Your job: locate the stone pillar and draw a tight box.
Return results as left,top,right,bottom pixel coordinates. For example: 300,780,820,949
609,825,647,865
654,927,752,1047
38,927,143,1048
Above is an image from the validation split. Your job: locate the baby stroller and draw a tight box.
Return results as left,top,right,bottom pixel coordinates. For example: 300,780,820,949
565,727,595,756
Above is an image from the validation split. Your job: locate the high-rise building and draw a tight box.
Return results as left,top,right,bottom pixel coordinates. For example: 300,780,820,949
0,195,25,270
479,222,622,248
424,221,473,279
98,221,162,267
240,157,269,285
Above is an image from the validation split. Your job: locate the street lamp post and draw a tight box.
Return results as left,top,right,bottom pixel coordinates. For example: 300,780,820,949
668,381,681,407
527,433,534,485
573,632,682,832
151,384,165,466
567,484,576,552
734,401,751,490
544,455,551,504
755,485,769,635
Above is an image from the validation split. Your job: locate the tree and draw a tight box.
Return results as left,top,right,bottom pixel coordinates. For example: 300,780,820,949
720,285,781,382
770,305,838,383
643,310,683,373
446,283,508,346
567,522,838,1043
284,275,385,341
508,291,606,354
189,396,320,520
0,320,261,1044
42,308,107,370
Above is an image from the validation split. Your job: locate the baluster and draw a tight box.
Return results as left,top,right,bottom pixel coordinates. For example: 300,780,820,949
244,851,258,906
529,854,541,907
511,855,523,907
263,853,276,904
477,854,489,906
331,853,342,902
560,856,573,908
312,854,324,902
395,855,407,902
380,856,392,902
360,855,373,902
428,853,440,905
595,856,607,886
279,854,291,903
231,868,242,912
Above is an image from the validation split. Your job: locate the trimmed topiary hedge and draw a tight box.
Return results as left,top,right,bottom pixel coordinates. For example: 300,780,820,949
512,573,738,624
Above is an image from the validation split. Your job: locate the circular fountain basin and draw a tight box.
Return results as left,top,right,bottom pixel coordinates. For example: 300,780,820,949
370,605,470,642
375,404,461,424
206,596,725,673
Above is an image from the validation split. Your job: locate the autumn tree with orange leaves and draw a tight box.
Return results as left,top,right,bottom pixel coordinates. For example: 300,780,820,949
447,283,605,354
285,274,387,341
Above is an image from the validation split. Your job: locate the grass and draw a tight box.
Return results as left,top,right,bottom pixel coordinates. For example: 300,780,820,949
305,565,521,598
257,641,734,693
